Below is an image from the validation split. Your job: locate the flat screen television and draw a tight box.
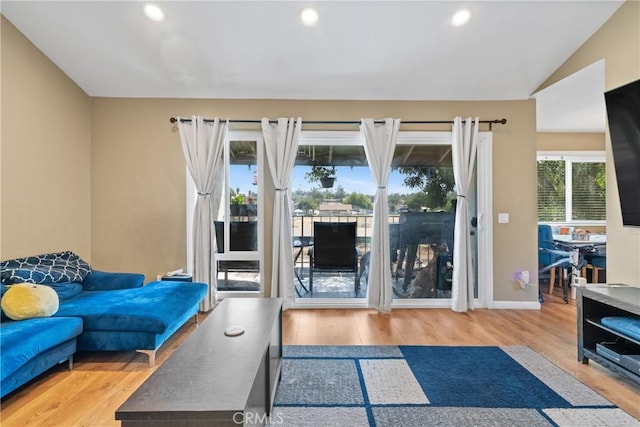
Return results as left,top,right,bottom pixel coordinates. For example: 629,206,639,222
604,78,640,227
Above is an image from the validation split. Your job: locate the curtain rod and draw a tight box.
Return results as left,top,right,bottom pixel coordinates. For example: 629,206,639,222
169,117,507,130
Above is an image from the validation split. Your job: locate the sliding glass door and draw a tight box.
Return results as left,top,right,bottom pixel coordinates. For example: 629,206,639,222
185,128,492,306
186,131,264,297
215,134,263,294
291,131,492,308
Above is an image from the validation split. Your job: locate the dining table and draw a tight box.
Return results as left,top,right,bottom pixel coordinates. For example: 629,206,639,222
552,234,607,302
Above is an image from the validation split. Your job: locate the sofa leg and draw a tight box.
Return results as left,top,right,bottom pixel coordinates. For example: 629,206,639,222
195,312,199,325
137,349,156,367
68,356,74,371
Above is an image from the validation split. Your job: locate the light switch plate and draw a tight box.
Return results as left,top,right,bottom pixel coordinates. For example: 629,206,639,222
498,213,509,224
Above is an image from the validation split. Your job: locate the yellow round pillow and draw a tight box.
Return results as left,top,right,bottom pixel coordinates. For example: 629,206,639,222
1,283,59,321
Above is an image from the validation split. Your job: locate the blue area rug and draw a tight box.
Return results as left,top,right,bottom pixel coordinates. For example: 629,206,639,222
271,345,639,427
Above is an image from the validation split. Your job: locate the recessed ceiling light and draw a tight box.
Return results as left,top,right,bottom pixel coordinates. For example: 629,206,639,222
144,4,165,22
299,7,319,27
452,9,471,27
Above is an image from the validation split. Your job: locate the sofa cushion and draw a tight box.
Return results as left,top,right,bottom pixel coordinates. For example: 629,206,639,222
55,281,207,334
0,317,83,381
81,270,144,291
1,251,92,285
43,282,83,301
1,284,59,321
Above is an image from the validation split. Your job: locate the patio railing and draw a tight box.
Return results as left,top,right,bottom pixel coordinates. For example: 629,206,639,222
293,213,400,256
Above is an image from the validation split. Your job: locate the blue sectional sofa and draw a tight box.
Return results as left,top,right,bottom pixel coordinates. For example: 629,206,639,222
0,252,207,398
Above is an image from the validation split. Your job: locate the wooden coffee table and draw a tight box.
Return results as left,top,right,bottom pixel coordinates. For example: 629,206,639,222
116,297,283,426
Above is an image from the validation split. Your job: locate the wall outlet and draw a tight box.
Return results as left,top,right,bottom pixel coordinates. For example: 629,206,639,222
514,270,530,289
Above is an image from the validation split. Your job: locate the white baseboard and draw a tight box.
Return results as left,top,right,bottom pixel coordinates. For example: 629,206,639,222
292,299,541,310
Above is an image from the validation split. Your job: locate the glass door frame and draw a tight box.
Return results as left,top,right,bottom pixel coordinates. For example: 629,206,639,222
293,130,494,309
186,131,265,298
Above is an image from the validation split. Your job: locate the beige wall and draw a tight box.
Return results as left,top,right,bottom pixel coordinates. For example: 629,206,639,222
91,98,538,302
1,17,92,261
538,1,640,286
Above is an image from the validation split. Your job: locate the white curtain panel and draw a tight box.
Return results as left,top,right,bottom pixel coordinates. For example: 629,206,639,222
451,117,479,312
262,117,302,309
178,116,228,312
360,118,401,312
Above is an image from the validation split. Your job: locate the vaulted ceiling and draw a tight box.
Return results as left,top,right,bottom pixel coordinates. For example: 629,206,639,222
2,1,623,132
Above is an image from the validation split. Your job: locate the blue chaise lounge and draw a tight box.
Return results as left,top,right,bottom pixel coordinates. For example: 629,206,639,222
55,278,207,366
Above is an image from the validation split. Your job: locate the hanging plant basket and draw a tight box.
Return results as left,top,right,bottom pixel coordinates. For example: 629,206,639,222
306,165,337,189
320,177,336,188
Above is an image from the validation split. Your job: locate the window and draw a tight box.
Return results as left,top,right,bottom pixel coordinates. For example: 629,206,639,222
186,131,264,296
537,152,606,224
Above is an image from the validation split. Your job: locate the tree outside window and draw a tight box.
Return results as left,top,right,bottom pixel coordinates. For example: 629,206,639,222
537,153,606,223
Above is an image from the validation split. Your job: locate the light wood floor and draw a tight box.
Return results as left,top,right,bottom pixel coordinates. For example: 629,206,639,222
1,289,639,426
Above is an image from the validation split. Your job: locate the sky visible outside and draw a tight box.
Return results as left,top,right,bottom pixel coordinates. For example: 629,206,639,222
231,165,410,197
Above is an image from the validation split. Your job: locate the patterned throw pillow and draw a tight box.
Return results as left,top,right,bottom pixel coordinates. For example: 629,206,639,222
0,251,92,285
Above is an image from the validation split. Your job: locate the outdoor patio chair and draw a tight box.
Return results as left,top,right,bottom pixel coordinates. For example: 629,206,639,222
214,221,259,285
309,222,359,295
